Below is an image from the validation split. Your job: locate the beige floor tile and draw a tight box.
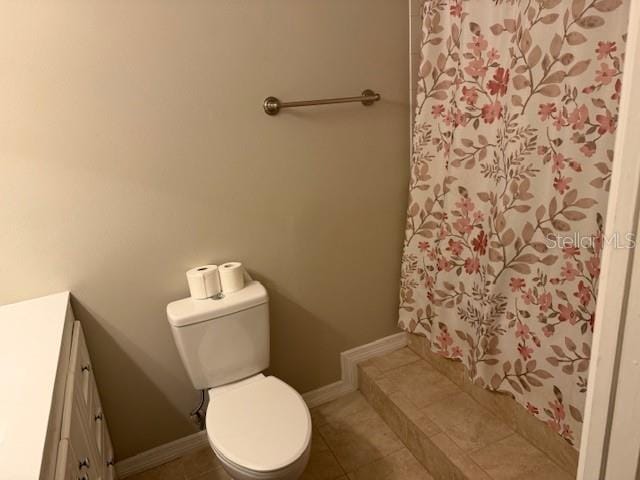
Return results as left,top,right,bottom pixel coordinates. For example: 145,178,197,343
404,422,429,469
411,413,441,437
383,390,443,440
430,432,466,461
359,369,388,413
407,333,426,358
423,392,481,424
377,394,410,443
429,433,491,480
386,361,461,409
346,448,433,480
366,348,421,373
311,391,372,427
318,399,403,473
367,375,436,438
388,391,421,421
376,376,400,395
359,360,384,380
464,378,518,430
181,447,221,479
361,350,572,479
512,403,579,476
360,365,412,444
427,355,466,387
403,429,486,480
423,392,513,452
126,458,185,480
528,463,576,480
470,434,573,480
300,431,346,480
445,416,514,453
407,334,466,385
190,466,231,480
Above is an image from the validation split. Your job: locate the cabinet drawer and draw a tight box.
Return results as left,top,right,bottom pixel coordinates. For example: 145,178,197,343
62,325,91,442
58,322,105,480
95,395,116,479
68,322,93,415
89,376,104,457
103,424,116,480
56,402,102,480
54,439,93,480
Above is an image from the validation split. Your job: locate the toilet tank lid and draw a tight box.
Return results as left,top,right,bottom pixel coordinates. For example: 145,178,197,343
166,281,268,327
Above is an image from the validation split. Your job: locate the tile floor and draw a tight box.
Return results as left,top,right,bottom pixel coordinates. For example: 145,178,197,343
126,392,432,480
359,348,575,480
406,334,579,472
124,347,575,480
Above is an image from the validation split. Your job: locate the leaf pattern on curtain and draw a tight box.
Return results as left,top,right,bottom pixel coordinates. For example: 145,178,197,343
399,0,628,448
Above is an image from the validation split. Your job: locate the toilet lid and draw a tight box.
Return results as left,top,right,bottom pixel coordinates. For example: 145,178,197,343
206,376,311,472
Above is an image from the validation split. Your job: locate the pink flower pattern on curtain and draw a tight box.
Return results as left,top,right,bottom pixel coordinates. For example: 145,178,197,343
399,0,628,448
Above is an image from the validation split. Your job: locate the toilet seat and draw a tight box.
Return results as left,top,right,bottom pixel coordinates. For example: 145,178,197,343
206,375,311,473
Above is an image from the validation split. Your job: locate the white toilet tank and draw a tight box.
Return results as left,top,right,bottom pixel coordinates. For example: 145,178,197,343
166,281,269,390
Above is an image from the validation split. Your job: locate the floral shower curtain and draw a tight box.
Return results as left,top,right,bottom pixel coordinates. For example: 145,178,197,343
399,0,628,447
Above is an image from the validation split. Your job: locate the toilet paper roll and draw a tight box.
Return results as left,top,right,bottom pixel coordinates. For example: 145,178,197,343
219,262,245,293
186,265,222,299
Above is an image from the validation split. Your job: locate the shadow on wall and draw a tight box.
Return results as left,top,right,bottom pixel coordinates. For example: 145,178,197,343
71,297,198,461
241,273,347,395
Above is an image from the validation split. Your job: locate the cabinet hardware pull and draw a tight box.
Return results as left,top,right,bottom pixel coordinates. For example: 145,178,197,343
80,364,91,373
94,413,103,421
78,457,90,469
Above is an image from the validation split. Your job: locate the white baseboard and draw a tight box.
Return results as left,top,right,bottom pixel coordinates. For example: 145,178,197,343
116,430,208,478
340,331,408,391
116,331,407,477
302,332,407,408
301,380,355,408
302,331,408,407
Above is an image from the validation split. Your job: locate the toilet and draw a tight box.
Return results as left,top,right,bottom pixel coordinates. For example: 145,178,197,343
167,281,311,480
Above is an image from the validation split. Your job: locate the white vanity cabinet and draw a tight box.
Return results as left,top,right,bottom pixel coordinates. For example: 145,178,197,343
55,322,116,480
0,292,115,480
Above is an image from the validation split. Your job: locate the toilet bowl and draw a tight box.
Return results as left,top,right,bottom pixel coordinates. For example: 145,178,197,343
205,374,311,480
212,444,311,480
167,281,312,479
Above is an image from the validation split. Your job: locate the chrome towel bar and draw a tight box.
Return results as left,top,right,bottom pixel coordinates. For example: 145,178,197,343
263,89,381,116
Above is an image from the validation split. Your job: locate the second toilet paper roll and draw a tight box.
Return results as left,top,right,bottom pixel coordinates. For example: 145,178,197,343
186,265,221,299
219,262,245,293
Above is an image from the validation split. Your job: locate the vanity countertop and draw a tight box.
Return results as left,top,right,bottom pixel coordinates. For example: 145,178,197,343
0,292,72,480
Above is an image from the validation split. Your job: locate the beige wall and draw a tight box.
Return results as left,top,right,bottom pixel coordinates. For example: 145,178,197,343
0,0,409,459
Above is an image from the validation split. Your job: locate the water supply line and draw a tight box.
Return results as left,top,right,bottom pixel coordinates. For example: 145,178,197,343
190,390,206,430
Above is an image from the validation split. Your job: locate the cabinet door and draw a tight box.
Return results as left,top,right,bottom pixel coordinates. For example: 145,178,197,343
54,440,77,480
